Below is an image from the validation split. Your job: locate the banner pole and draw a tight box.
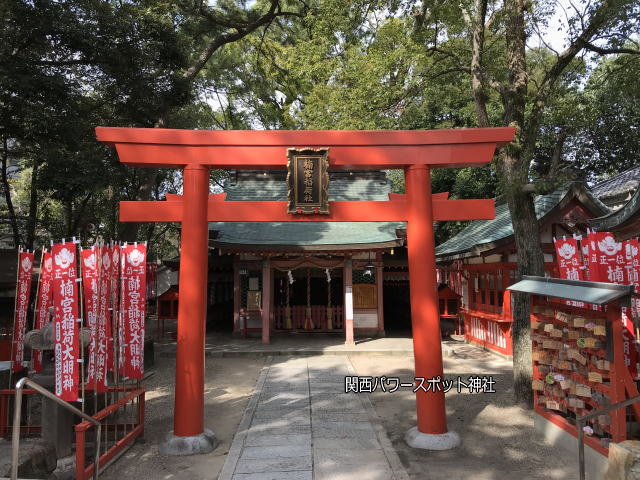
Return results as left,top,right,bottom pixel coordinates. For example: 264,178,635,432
8,246,21,390
30,248,45,331
30,248,45,372
77,240,86,412
108,241,114,457
118,241,127,443
113,241,120,447
91,244,97,416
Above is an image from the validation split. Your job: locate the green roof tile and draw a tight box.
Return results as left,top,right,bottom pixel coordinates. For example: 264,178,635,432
435,183,609,259
209,222,405,246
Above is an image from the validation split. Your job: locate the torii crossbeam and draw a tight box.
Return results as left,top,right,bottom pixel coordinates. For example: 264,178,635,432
97,127,515,454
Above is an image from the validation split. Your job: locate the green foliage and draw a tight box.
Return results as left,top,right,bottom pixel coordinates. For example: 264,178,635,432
575,55,640,179
1,0,194,252
1,0,638,254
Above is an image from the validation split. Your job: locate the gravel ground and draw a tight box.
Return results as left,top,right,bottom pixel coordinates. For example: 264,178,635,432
350,344,579,480
100,355,265,480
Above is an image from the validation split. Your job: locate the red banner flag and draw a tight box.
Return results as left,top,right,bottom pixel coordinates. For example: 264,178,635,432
51,243,80,401
81,247,100,388
554,237,584,281
33,251,53,372
120,244,147,379
622,308,638,378
580,238,590,281
588,232,625,283
91,245,112,392
624,239,640,318
12,251,34,372
110,245,120,374
554,237,585,307
587,233,638,377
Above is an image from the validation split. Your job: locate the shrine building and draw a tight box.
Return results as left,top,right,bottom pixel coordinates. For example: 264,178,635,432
435,182,611,355
161,169,414,342
435,168,640,356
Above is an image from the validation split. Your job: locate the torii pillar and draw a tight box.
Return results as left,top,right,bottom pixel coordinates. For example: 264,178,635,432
170,165,214,448
404,164,456,447
96,126,515,455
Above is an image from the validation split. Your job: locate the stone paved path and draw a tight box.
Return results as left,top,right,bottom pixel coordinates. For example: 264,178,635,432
219,356,410,480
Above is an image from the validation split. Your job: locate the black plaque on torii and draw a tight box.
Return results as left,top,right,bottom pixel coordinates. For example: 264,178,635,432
286,148,329,214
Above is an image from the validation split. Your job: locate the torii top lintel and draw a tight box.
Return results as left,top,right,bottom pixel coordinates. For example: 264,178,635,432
95,127,515,170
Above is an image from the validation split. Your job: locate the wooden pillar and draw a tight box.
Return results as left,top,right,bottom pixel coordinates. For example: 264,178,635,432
174,164,209,437
262,259,271,344
344,259,354,345
376,252,385,335
233,261,240,333
270,266,275,332
405,164,448,435
609,303,627,443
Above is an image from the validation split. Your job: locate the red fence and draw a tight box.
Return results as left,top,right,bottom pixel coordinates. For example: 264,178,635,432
1,386,144,479
75,388,145,480
461,310,512,356
273,305,344,331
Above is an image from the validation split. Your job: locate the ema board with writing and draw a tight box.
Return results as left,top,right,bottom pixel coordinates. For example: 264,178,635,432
287,148,329,214
530,301,621,446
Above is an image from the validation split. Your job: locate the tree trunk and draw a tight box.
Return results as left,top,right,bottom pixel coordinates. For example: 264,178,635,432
25,157,39,249
498,151,545,406
1,139,21,248
64,199,73,237
470,0,490,127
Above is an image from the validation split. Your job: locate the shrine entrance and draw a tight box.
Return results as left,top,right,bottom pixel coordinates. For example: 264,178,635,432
97,127,514,454
272,267,344,332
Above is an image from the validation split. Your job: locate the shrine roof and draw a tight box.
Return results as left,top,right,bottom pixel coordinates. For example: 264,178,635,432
209,221,405,251
435,183,609,261
592,165,640,200
589,187,640,241
208,170,404,250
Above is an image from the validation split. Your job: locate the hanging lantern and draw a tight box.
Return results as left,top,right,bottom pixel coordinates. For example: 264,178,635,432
363,252,374,276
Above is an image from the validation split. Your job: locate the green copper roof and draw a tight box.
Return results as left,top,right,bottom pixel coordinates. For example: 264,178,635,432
209,222,405,249
209,170,404,250
435,183,609,259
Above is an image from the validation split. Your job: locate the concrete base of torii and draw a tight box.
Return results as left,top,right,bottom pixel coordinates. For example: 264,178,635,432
405,427,461,451
159,429,219,456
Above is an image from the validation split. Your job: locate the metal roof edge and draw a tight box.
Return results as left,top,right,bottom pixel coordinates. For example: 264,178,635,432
508,275,634,305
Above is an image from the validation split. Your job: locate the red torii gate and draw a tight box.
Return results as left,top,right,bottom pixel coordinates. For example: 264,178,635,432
96,127,515,453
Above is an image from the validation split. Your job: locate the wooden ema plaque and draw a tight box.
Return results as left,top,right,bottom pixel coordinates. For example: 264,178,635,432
529,299,640,452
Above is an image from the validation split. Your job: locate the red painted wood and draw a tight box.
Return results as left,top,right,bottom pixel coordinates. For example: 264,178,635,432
110,143,501,169
119,198,494,222
97,126,516,147
262,261,271,344
406,165,447,434
173,166,209,437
